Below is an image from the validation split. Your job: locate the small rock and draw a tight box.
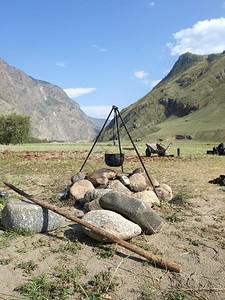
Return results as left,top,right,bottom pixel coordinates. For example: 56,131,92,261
161,184,172,194
135,190,160,207
0,191,8,198
156,184,173,201
99,192,163,234
83,198,103,213
58,190,68,200
128,173,148,192
71,172,86,184
70,180,95,201
86,174,108,187
81,210,142,242
131,168,159,189
86,168,117,187
107,179,131,195
59,184,73,200
117,175,130,186
1,198,63,233
132,167,144,174
149,175,160,188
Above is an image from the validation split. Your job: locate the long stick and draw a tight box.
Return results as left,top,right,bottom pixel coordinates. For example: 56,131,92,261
3,180,182,273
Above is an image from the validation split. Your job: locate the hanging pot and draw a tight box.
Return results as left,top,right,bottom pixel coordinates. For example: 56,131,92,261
105,153,124,167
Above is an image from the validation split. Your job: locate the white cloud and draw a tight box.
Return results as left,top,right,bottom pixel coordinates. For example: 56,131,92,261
64,87,96,98
81,105,112,119
167,18,225,56
134,70,149,79
92,45,107,52
56,62,66,67
149,2,155,6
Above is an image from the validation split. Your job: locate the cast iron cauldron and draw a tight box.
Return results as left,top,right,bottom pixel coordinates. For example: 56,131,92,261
105,153,124,167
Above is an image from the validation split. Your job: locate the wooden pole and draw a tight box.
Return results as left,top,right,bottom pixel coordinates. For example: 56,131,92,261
3,180,182,273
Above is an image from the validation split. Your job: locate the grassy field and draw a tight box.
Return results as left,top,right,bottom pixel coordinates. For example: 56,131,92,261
0,139,218,155
0,141,224,299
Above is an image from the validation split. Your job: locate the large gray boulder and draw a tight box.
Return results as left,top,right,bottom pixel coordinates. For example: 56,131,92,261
81,210,142,242
1,198,63,233
99,192,162,234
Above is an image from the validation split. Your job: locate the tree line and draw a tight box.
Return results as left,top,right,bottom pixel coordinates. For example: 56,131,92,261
0,113,31,144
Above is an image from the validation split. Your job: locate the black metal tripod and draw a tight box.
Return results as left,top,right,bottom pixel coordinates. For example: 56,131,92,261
79,105,158,196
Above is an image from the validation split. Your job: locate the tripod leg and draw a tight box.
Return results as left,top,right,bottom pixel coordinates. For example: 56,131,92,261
114,107,124,172
79,106,114,172
117,109,158,197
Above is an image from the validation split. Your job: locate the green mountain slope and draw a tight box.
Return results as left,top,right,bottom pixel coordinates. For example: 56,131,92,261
102,52,225,142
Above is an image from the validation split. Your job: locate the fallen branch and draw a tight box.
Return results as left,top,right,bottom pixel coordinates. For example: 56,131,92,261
3,180,182,273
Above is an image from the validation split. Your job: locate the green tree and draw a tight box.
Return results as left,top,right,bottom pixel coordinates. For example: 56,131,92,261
0,115,6,143
0,113,31,144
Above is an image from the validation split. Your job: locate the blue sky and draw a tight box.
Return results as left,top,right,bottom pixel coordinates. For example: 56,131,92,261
1,0,225,119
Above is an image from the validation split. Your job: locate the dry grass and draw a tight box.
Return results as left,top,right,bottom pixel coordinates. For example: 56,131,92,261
0,142,224,299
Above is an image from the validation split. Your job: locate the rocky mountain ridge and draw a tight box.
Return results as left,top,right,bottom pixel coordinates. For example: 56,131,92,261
0,58,101,141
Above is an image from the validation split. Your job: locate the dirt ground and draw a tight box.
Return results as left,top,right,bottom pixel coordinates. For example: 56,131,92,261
0,151,224,299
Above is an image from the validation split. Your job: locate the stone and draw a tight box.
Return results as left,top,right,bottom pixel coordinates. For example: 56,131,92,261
84,189,113,202
1,198,63,233
131,168,159,189
134,190,160,207
156,184,173,201
0,191,8,198
161,183,172,194
149,175,160,188
128,173,148,192
83,198,103,213
85,168,117,187
117,175,130,186
99,192,163,234
59,184,73,200
132,167,144,174
71,171,86,184
81,210,142,242
70,179,95,201
107,179,131,195
58,190,68,200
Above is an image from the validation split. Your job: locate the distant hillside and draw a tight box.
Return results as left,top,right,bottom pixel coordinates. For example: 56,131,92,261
0,58,102,141
101,52,225,142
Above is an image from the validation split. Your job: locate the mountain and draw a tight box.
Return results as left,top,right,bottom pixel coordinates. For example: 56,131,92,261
0,58,102,141
101,52,225,142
